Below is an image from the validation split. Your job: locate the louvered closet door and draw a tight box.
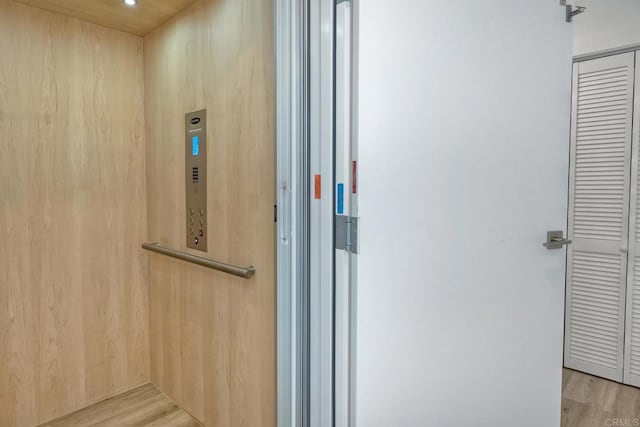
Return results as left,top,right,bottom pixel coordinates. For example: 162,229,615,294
624,53,640,387
565,52,635,382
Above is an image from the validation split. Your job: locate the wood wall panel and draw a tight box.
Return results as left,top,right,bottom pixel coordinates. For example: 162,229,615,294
13,0,199,35
0,2,149,426
144,0,276,424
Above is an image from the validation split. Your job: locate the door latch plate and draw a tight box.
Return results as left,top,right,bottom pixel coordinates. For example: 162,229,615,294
336,215,358,254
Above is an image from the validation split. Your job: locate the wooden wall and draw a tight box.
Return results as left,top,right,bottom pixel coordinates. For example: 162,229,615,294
13,0,200,35
0,2,149,426
144,0,276,424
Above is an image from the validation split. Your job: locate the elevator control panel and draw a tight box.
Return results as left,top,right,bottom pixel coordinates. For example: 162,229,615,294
185,109,207,251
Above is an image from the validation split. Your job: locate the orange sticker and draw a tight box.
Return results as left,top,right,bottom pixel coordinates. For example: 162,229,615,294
314,175,321,199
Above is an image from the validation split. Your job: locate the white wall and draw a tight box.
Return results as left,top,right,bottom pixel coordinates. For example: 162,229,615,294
574,0,640,55
354,1,572,426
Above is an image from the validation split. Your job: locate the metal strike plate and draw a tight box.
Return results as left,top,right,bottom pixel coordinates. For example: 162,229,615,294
336,215,358,254
543,230,572,250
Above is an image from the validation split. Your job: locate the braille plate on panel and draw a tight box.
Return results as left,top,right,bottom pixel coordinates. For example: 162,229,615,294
186,109,207,251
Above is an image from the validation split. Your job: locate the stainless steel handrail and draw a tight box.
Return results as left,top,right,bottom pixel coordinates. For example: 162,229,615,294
141,243,256,279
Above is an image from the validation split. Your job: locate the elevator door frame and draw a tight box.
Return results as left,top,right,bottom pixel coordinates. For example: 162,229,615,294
275,0,311,425
278,0,347,425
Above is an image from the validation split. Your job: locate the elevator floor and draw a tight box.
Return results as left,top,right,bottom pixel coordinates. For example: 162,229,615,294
37,384,201,427
562,368,640,426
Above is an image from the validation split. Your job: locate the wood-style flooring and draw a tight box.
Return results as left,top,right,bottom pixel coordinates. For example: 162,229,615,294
37,384,201,427
563,368,640,427
35,367,639,427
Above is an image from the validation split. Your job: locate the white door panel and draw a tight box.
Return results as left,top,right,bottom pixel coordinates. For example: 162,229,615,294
353,1,571,426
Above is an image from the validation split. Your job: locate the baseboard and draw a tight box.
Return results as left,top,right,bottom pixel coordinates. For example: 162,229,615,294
33,381,152,427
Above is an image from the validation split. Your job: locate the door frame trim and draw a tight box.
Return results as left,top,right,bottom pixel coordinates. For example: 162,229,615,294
574,43,640,63
308,0,336,425
624,51,640,387
276,0,337,424
275,0,311,425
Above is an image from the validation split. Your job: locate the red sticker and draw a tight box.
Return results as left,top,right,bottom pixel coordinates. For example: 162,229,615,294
352,161,358,194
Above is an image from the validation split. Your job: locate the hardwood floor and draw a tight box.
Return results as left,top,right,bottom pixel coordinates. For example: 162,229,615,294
37,384,201,427
35,367,638,426
563,368,640,427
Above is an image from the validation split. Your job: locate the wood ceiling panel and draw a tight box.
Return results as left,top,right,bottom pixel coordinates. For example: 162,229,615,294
11,0,199,35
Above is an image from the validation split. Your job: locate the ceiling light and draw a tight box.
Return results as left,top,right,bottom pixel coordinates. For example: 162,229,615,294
123,0,137,6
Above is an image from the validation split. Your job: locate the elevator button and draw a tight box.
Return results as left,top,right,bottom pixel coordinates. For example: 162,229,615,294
186,110,207,252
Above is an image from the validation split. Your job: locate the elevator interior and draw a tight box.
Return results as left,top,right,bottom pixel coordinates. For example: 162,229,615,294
0,0,276,426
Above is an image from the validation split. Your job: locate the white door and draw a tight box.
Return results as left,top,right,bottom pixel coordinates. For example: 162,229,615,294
350,1,572,426
565,52,635,383
624,53,640,388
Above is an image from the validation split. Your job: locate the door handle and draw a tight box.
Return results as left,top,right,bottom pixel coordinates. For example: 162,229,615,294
543,230,572,249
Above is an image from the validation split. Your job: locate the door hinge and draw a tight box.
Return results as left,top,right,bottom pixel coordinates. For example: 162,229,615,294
336,215,359,254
